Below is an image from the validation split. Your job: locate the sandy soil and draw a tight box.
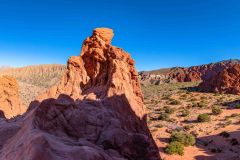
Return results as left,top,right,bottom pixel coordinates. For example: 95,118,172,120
143,82,240,160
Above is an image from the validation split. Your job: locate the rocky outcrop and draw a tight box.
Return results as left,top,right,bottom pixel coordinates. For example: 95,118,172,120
0,28,160,160
0,76,26,118
140,60,240,85
199,64,240,94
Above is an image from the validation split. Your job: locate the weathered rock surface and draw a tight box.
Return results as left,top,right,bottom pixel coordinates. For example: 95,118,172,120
140,60,240,85
0,28,160,160
199,64,240,94
0,76,26,118
0,64,66,106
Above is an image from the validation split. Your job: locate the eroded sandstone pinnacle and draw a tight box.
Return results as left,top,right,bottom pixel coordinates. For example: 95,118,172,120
93,28,114,44
0,28,160,160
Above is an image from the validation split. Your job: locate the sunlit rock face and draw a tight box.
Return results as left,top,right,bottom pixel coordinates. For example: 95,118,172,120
199,64,240,94
0,28,160,160
140,60,240,85
0,76,26,118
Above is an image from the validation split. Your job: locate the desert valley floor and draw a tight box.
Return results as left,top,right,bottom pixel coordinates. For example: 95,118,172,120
143,82,240,160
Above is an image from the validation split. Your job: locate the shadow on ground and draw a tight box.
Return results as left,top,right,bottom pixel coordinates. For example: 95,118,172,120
156,129,240,159
194,130,240,160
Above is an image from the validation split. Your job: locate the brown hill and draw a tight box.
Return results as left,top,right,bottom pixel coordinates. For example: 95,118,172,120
0,64,66,106
199,64,240,94
0,28,160,160
140,59,240,85
0,76,26,118
0,64,66,88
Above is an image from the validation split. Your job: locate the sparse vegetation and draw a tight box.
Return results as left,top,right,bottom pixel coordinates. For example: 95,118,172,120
235,104,240,109
164,106,175,114
141,81,240,158
180,109,190,117
168,99,181,105
212,106,223,115
165,141,184,156
192,101,207,108
165,131,196,156
197,113,211,122
158,112,170,121
183,125,192,131
170,131,196,146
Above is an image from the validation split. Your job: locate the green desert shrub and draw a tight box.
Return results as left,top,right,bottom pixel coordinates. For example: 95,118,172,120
197,113,211,122
181,109,190,117
165,141,184,156
235,104,240,109
158,113,170,121
183,125,193,131
212,106,223,115
192,101,207,108
164,106,175,114
170,131,196,146
168,99,181,105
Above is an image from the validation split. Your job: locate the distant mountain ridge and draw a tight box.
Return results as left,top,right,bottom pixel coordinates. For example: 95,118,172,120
140,59,240,85
0,66,11,70
0,64,66,88
0,64,66,106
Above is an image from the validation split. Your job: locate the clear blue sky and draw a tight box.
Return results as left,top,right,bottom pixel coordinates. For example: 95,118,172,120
0,0,240,71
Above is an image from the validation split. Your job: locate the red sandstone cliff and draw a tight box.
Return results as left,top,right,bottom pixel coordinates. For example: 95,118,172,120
0,28,160,160
0,76,26,118
140,60,240,85
199,64,240,94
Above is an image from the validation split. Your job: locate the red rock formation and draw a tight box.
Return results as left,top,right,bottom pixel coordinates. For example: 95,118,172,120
199,64,240,94
140,60,240,85
0,28,160,160
0,76,26,118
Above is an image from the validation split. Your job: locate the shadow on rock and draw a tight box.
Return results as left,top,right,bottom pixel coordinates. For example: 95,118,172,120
1,94,160,160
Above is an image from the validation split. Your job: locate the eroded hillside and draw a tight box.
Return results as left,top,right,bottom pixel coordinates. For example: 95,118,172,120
140,59,240,85
0,64,66,106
